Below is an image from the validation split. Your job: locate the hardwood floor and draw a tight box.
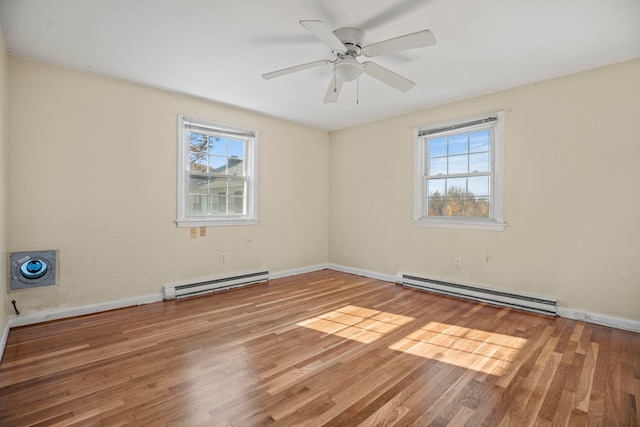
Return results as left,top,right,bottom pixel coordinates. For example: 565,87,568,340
0,270,638,426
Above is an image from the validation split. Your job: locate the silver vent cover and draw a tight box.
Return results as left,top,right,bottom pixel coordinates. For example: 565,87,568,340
10,250,58,290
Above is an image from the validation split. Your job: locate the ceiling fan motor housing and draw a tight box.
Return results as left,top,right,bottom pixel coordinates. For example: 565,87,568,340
333,27,365,56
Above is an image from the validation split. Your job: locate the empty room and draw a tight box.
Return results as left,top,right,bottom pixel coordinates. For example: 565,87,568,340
0,0,639,426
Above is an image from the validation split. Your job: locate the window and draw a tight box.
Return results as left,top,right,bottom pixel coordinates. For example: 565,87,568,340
413,112,505,230
177,115,258,227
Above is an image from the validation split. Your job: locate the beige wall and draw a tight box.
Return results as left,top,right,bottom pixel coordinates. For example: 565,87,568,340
330,59,640,322
0,30,8,338
5,53,639,324
7,56,329,315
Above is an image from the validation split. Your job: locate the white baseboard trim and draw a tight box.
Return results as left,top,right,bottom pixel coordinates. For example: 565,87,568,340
557,307,640,333
327,263,398,283
269,264,328,280
6,293,164,329
327,264,640,333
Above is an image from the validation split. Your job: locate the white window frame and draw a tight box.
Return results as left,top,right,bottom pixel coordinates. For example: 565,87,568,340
176,115,258,227
413,112,505,231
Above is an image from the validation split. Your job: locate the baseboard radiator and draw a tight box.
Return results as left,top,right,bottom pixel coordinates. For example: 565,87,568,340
164,270,269,300
397,274,557,316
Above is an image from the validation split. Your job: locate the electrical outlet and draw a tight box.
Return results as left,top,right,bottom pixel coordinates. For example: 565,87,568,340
455,258,462,269
200,226,206,237
220,253,227,263
190,227,197,239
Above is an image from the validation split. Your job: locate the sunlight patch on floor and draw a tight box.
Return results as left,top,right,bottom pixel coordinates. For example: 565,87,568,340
389,321,528,375
297,305,415,344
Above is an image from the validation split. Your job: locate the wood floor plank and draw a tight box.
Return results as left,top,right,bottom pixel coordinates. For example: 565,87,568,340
325,357,440,427
0,270,638,426
574,341,599,412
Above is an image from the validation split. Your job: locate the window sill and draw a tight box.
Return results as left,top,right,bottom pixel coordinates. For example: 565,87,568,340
412,218,506,231
176,218,258,228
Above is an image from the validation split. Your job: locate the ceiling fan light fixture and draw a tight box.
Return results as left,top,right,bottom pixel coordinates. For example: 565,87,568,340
335,56,362,82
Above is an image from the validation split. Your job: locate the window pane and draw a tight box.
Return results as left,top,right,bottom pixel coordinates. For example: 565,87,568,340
427,195,446,216
228,196,246,215
448,134,468,155
448,155,468,174
228,139,245,159
208,195,226,215
209,176,228,215
468,176,490,196
228,157,244,175
427,178,446,196
188,195,208,215
470,130,490,153
228,178,246,197
209,177,228,196
189,152,207,172
467,196,490,218
429,137,447,157
447,177,467,195
209,136,226,156
189,175,208,195
469,152,490,173
190,133,208,153
208,156,226,173
429,157,446,176
445,197,466,217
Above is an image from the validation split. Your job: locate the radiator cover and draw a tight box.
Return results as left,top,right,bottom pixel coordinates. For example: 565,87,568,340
164,270,269,300
398,274,557,316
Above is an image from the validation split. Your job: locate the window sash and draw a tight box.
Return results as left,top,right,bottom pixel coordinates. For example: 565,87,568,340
188,135,248,177
177,115,258,226
413,112,505,230
184,148,252,217
422,123,495,219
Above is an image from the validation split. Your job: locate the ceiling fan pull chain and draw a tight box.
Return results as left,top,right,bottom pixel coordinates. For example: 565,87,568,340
356,76,360,104
334,63,337,93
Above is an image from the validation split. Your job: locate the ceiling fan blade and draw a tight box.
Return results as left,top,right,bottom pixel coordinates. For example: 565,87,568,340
362,61,415,92
262,60,330,80
300,20,347,53
323,75,343,103
363,30,436,57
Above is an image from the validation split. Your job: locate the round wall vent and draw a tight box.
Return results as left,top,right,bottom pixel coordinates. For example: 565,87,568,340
20,259,49,279
10,250,58,290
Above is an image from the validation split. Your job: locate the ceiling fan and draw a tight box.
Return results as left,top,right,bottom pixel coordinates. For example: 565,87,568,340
262,20,436,103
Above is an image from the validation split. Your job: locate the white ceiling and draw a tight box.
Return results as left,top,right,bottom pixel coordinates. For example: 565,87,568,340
1,0,639,131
